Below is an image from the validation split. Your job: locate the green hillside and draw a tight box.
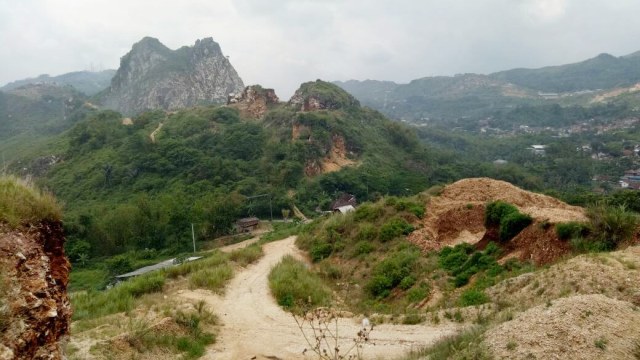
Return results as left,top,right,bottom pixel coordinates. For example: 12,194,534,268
31,81,436,260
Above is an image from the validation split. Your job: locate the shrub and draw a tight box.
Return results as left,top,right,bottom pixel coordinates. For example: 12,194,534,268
310,242,333,262
485,201,518,226
268,255,331,313
406,282,430,302
555,222,590,240
587,204,639,250
399,275,416,290
355,223,378,242
353,241,374,256
366,247,420,297
458,289,489,307
499,212,532,242
353,203,384,222
379,217,414,242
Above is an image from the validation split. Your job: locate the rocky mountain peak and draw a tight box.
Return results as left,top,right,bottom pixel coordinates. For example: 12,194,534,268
289,80,360,111
102,37,244,115
228,85,279,119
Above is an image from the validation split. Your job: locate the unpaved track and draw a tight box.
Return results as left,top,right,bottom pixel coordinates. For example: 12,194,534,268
176,236,458,359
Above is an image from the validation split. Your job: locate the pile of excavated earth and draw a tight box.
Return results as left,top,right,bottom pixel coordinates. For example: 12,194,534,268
409,177,587,264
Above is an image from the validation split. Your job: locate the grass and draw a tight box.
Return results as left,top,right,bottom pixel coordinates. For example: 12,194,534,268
228,243,264,266
188,264,234,292
268,255,332,314
0,175,61,228
260,221,301,243
71,272,165,321
403,326,491,360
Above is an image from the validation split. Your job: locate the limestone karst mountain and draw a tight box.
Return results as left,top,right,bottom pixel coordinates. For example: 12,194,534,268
100,37,244,115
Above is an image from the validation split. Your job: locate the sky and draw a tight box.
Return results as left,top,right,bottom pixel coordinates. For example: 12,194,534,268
1,0,640,97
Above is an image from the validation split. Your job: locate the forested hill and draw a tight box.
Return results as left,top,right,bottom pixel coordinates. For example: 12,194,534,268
32,80,438,260
335,49,640,123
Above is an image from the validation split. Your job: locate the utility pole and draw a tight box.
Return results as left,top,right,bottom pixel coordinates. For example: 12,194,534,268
191,223,196,253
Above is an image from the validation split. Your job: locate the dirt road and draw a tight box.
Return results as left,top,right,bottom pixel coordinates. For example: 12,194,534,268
177,236,459,359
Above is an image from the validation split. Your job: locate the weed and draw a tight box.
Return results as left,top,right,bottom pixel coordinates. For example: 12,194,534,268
507,340,517,350
555,221,590,240
402,313,424,325
188,263,234,292
0,175,61,229
228,243,263,266
403,326,491,360
594,337,607,350
294,307,374,360
269,255,331,314
458,289,489,307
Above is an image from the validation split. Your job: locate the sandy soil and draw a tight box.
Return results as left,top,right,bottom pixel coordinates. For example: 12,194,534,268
149,122,163,143
176,236,459,359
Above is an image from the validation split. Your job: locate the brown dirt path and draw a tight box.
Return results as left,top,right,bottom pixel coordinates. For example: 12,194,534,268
175,236,458,359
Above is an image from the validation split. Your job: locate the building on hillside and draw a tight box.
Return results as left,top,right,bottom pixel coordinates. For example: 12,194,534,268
334,205,355,214
529,145,547,156
235,217,260,233
330,193,357,211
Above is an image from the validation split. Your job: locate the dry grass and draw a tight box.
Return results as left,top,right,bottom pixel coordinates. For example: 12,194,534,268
0,175,61,228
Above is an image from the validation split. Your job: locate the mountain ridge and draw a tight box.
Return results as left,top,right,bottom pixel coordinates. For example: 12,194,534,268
99,36,244,115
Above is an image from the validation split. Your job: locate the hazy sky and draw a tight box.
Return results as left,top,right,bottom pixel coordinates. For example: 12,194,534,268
2,0,640,97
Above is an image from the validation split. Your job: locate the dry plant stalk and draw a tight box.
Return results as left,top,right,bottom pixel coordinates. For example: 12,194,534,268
293,307,374,360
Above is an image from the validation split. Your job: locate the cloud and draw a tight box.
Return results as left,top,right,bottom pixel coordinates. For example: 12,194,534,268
1,0,640,97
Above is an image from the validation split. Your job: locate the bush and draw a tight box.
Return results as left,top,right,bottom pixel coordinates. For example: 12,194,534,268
379,217,414,242
353,241,374,256
485,201,518,226
458,289,489,307
439,243,502,288
499,212,532,242
353,203,384,222
366,247,420,297
310,242,333,262
587,204,639,250
355,223,378,242
406,282,430,302
399,275,416,290
555,222,590,240
268,255,331,313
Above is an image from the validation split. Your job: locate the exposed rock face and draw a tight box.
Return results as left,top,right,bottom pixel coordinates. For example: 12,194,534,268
0,222,71,359
227,85,279,119
102,37,244,115
289,80,360,111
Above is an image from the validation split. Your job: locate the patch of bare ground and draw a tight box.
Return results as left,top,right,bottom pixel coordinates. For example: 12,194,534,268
486,246,640,310
485,294,640,360
409,178,586,264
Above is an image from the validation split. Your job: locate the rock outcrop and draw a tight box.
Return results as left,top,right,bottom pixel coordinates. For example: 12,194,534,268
289,80,360,111
102,37,244,115
227,85,279,119
0,222,71,359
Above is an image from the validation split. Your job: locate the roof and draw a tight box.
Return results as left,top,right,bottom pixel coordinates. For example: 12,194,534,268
331,193,356,210
236,217,260,226
115,256,202,279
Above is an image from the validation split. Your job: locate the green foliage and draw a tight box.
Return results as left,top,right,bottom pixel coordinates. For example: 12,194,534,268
366,246,420,297
188,264,234,292
353,240,374,256
379,217,414,242
268,255,331,313
458,289,490,307
228,244,264,266
485,201,532,242
72,272,165,320
293,80,360,110
0,176,61,228
584,204,639,250
499,212,533,242
310,242,333,262
260,222,301,243
406,282,431,303
555,221,590,240
484,200,518,226
439,243,502,287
